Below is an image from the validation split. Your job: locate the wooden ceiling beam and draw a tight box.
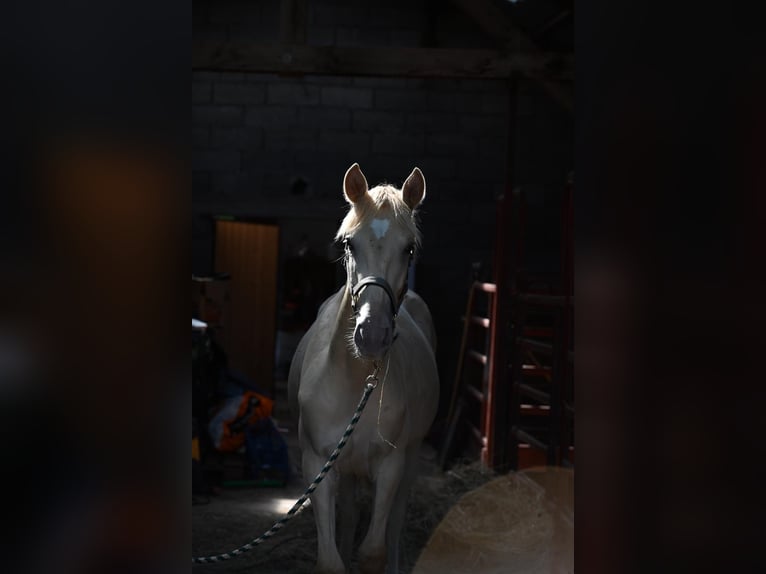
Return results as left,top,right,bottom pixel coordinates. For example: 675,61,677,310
279,0,307,45
192,42,573,81
448,0,573,111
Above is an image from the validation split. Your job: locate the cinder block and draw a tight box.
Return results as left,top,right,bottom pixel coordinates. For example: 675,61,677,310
211,127,262,149
288,128,320,151
432,181,464,201
406,112,457,132
457,158,505,185
426,134,478,156
307,26,335,46
303,76,354,86
267,83,320,106
259,128,319,153
481,93,507,114
376,89,428,111
470,202,500,225
414,157,458,179
192,71,221,83
211,172,250,196
372,133,425,155
261,131,290,152
458,114,506,135
192,127,209,148
214,83,266,105
192,172,211,195
192,82,211,104
245,106,297,129
299,108,351,129
193,150,240,172
353,110,405,132
321,86,373,109
353,77,407,88
192,105,243,127
320,131,371,154
478,136,508,162
241,149,291,174
426,91,473,112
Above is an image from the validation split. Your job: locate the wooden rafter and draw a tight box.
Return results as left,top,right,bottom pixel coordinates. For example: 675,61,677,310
279,0,307,45
448,0,573,111
192,41,574,81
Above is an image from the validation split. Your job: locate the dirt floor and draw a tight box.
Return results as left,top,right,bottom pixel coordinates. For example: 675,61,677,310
192,381,572,574
192,451,493,574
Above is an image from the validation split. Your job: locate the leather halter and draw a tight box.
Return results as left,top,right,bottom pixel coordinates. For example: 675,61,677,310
345,237,413,324
351,276,402,319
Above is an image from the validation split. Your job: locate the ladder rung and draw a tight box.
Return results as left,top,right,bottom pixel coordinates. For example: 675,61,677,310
517,337,553,356
473,282,497,294
467,349,487,365
469,315,491,328
513,427,548,451
520,404,550,416
464,384,484,403
517,383,551,404
468,423,485,444
522,364,551,377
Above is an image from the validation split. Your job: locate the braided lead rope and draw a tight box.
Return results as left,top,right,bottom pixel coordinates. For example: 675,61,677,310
192,364,381,565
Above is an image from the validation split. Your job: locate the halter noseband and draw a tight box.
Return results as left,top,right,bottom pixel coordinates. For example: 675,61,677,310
351,276,401,319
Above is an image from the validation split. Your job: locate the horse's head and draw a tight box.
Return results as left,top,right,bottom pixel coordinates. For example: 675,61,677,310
336,163,425,361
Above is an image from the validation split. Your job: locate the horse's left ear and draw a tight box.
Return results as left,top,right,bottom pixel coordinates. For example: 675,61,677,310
343,163,369,204
402,167,426,211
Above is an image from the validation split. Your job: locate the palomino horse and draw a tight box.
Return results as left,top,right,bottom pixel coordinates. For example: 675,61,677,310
288,163,439,574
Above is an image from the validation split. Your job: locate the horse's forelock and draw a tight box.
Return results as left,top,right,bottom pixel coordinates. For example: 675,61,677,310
335,185,421,248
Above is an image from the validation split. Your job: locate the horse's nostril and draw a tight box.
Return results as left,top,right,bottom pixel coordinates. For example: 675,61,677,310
354,321,391,355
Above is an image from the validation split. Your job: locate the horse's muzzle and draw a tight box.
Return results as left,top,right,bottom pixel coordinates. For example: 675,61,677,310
353,318,392,359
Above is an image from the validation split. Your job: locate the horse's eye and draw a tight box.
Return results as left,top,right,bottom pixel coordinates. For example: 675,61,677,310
404,244,414,256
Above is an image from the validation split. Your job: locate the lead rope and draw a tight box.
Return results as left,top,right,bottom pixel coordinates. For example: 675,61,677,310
192,363,382,565
376,353,397,449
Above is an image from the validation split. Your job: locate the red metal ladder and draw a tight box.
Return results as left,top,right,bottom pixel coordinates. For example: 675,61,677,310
438,280,499,468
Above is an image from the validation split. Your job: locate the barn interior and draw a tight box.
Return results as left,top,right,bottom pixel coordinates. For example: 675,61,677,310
192,1,573,572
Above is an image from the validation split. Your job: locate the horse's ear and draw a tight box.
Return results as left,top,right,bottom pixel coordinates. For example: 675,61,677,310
343,163,368,204
402,167,426,211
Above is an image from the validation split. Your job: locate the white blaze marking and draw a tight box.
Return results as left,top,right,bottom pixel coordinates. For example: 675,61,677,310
370,218,390,239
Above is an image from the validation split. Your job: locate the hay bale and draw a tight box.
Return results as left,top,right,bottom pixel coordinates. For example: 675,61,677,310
410,468,573,574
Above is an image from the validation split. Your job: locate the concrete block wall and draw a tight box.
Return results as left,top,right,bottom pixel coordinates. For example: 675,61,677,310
192,0,572,420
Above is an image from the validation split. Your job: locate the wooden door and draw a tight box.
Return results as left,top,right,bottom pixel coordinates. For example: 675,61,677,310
214,220,279,395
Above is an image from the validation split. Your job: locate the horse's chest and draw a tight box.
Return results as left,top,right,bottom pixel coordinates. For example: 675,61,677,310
335,421,400,478
306,391,406,479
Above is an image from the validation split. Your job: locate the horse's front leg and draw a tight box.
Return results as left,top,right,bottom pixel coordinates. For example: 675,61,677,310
358,451,405,574
384,444,419,574
303,450,345,574
337,472,359,567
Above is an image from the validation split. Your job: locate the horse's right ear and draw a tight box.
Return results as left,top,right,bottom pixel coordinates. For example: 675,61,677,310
343,163,368,204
